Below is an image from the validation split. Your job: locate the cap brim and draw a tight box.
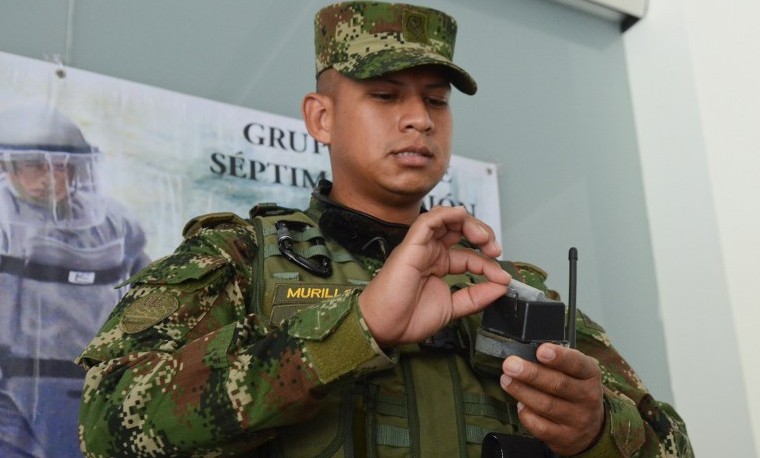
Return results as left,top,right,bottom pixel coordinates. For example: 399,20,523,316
334,48,478,95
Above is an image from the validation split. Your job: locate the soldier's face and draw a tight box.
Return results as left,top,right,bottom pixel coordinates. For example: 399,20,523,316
10,159,70,205
325,66,453,209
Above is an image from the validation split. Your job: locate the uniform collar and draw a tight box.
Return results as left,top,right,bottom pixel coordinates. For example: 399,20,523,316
308,180,419,260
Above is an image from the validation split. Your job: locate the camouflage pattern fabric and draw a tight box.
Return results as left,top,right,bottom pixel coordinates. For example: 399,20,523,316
76,183,693,457
314,1,478,94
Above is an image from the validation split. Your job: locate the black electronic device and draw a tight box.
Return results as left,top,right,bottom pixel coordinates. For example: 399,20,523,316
475,248,578,362
481,433,557,458
477,249,579,458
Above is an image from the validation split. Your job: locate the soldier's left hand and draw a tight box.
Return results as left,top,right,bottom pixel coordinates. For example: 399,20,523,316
359,206,510,346
500,343,605,456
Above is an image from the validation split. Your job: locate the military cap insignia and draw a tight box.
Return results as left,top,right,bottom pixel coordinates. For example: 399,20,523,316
120,293,179,334
402,9,429,44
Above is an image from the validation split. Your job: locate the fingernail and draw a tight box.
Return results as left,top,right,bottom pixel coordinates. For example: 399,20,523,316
539,346,556,361
504,359,522,376
500,374,512,388
517,402,524,412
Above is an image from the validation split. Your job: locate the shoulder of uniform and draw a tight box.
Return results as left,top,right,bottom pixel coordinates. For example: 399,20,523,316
512,261,549,282
496,260,547,282
182,212,251,238
503,260,560,299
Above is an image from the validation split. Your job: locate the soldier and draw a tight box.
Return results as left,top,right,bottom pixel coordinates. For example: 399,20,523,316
0,103,150,457
77,2,693,457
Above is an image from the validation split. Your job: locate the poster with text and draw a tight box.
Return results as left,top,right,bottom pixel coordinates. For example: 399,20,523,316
0,51,500,457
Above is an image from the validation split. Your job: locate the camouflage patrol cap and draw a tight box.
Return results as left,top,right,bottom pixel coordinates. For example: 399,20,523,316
314,1,477,95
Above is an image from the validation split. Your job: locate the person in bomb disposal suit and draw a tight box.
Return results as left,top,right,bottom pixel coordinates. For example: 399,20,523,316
0,103,150,457
77,2,693,457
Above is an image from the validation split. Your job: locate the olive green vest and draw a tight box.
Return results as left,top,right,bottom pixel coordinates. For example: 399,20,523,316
240,205,530,458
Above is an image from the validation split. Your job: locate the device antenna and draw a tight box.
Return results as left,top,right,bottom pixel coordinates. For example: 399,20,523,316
568,247,578,349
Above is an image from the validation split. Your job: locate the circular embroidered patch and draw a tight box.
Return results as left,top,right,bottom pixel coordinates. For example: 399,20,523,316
119,293,179,334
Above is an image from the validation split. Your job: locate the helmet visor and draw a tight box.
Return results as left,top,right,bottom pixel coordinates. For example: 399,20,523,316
1,149,105,229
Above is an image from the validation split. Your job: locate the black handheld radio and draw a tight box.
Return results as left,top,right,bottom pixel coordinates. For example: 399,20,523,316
477,248,579,458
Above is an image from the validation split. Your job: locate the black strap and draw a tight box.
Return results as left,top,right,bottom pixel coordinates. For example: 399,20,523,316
0,357,86,379
481,433,557,458
419,325,469,357
0,254,124,285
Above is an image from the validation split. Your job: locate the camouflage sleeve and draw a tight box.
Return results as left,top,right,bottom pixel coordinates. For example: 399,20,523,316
571,311,693,458
76,223,392,457
508,261,693,458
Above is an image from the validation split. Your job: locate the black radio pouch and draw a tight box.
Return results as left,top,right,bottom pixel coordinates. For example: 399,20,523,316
481,433,557,458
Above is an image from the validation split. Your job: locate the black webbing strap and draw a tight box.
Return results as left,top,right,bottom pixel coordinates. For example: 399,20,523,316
419,325,469,357
0,255,124,285
0,357,86,379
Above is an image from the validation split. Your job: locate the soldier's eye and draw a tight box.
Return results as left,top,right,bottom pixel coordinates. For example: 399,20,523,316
425,96,449,108
371,92,396,101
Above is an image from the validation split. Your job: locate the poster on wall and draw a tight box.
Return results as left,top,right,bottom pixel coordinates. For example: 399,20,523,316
0,51,501,457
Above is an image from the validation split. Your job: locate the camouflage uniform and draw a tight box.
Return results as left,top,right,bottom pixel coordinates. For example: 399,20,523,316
77,181,692,457
78,2,693,456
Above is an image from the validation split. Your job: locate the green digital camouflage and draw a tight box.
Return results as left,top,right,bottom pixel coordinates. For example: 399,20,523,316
76,182,694,457
314,1,478,94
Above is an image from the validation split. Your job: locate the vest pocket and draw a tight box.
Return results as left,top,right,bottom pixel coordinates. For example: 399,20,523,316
461,392,522,444
274,389,354,458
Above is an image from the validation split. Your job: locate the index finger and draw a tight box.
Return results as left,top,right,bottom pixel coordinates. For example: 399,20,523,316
536,344,600,381
458,211,502,258
414,206,502,258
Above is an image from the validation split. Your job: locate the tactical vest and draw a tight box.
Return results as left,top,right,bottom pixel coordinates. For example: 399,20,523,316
237,205,530,458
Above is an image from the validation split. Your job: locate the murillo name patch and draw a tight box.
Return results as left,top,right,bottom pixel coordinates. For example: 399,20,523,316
270,284,356,325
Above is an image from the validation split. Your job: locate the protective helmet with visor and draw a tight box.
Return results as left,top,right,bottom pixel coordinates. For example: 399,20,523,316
0,103,104,229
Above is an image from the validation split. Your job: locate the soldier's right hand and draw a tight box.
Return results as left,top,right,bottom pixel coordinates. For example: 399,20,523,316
358,206,511,346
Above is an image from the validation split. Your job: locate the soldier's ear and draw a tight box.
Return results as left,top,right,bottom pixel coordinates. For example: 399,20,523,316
302,92,332,145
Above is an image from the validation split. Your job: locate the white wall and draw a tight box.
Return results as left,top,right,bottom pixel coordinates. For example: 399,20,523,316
624,0,759,455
